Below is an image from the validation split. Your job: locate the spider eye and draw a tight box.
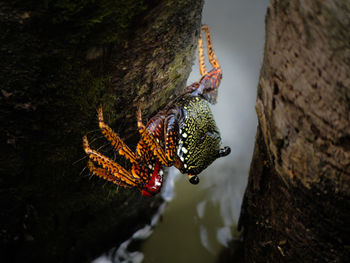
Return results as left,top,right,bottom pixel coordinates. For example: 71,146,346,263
218,146,231,157
189,175,200,185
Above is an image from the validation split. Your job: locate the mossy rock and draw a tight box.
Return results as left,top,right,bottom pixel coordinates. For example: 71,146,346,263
0,0,204,262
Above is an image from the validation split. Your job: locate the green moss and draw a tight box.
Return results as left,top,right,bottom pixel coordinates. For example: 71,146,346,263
0,0,203,261
148,44,196,114
0,0,154,261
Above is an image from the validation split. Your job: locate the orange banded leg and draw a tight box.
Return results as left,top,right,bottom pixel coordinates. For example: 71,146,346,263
164,115,178,162
137,108,170,166
201,25,221,70
97,107,137,164
136,140,154,164
87,160,133,188
83,135,140,186
198,32,208,77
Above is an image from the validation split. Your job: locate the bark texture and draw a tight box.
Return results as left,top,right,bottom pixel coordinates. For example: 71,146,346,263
239,0,350,262
0,0,203,262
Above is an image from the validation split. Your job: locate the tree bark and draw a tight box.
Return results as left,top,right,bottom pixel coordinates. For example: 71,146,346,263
239,0,350,262
0,0,203,262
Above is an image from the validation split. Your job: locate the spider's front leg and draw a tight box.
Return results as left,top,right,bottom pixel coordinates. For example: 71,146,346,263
201,24,221,70
198,30,208,76
184,25,222,98
190,25,222,104
198,25,221,77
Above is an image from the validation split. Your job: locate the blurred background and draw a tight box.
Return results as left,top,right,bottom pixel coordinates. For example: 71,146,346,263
94,0,269,262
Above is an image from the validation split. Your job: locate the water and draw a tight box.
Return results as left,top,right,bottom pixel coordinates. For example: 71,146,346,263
92,0,269,262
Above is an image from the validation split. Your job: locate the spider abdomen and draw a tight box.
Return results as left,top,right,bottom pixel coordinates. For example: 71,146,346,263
176,95,222,175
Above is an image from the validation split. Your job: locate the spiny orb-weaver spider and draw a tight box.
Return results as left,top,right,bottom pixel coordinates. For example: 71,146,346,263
82,25,231,196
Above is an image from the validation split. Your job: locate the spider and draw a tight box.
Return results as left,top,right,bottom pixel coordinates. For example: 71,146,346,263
82,25,231,196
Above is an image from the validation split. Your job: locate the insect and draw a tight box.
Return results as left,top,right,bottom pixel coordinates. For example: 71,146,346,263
82,25,231,196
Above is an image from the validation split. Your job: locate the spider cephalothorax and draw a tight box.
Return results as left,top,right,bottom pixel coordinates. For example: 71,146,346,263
83,25,231,196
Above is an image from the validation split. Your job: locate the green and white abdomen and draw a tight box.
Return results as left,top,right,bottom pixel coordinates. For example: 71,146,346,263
177,95,222,175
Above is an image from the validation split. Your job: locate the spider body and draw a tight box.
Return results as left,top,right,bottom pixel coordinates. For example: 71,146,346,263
83,25,231,196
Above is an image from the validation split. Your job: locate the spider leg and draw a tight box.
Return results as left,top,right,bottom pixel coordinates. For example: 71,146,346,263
164,113,178,162
97,107,138,164
137,108,170,166
83,136,140,186
190,26,222,104
185,25,222,100
87,160,133,188
198,31,208,77
201,25,221,70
